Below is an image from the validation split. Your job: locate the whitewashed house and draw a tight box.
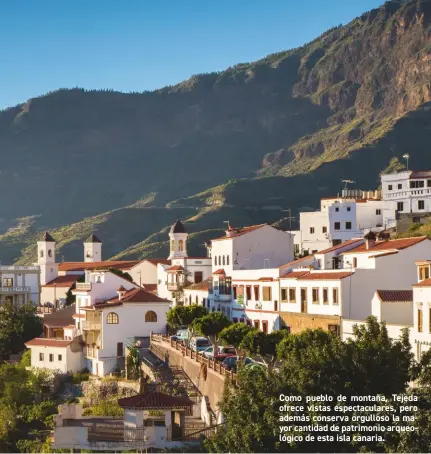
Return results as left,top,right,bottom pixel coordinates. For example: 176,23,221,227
157,221,212,306
0,264,40,305
296,189,384,254
381,170,431,229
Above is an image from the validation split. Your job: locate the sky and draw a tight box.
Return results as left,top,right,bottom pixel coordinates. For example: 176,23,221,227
0,0,383,110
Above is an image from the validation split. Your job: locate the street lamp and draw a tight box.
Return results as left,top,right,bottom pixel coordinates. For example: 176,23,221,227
402,154,410,171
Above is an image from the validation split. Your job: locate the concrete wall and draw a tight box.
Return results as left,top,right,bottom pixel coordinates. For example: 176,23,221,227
280,312,341,334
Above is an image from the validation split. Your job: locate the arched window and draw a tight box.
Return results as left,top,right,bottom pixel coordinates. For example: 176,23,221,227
40,250,44,258
171,240,175,251
145,311,157,322
48,249,52,257
227,255,230,266
178,240,184,252
195,295,198,305
223,256,226,266
107,312,119,324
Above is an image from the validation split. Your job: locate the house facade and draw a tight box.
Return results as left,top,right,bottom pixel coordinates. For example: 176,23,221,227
0,264,40,305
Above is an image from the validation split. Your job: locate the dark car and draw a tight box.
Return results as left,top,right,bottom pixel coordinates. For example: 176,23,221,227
222,356,254,372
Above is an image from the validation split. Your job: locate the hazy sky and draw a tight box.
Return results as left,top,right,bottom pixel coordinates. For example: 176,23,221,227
0,0,382,109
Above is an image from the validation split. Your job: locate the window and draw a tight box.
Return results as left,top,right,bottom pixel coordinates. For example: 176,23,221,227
171,240,175,251
418,308,423,333
419,266,430,280
2,278,13,288
398,184,402,189
419,200,425,210
397,202,404,212
40,250,44,258
145,311,157,322
274,300,278,311
323,288,329,305
254,320,260,330
388,185,393,191
39,353,44,361
48,249,52,257
281,288,288,302
322,226,327,233
376,209,381,215
353,257,358,268
335,207,339,212
328,325,340,336
107,312,119,324
262,287,272,301
289,288,296,303
310,227,315,234
253,285,259,300
428,180,431,188
223,256,226,266
194,271,203,284
195,295,199,305
345,222,352,230
214,256,217,266
178,240,184,252
246,286,252,301
312,288,319,304
347,207,351,212
58,354,62,361
334,222,340,230
332,257,340,270
227,255,230,266
233,286,237,299
333,239,342,246
49,354,54,362
333,288,339,305
410,180,425,189
262,321,268,334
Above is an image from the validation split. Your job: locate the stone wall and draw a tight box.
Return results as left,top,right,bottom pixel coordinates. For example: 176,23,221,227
280,312,341,334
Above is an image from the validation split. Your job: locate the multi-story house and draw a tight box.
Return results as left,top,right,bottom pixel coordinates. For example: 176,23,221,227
157,221,212,306
294,189,384,254
0,264,40,305
381,169,431,230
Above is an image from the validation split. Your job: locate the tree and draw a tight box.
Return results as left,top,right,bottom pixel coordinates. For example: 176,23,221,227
240,330,287,365
166,305,208,331
0,302,42,359
219,323,256,348
190,312,231,345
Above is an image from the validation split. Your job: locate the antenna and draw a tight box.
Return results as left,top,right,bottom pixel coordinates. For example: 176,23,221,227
281,209,295,234
341,179,356,189
223,221,231,229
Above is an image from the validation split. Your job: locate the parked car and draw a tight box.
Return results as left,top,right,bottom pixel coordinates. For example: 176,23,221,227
222,356,255,372
189,337,211,352
170,329,189,344
202,345,236,361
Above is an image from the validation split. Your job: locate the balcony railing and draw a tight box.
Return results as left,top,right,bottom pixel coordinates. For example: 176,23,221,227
76,283,92,291
82,320,101,331
166,281,181,291
0,286,31,294
0,266,39,271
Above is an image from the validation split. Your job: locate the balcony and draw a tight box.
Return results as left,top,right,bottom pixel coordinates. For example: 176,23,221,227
0,286,31,294
82,320,101,331
166,281,181,291
76,283,92,291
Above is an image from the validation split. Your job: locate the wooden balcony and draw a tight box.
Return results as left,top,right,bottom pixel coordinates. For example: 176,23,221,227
82,321,101,331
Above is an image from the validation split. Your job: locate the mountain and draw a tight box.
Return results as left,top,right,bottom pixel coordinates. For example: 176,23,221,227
1,0,431,264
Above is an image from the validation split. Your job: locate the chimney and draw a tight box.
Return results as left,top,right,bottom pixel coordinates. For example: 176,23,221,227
364,231,377,250
117,286,127,301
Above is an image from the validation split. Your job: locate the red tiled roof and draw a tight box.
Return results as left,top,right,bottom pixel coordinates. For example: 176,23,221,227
118,392,194,409
343,236,428,254
258,277,273,281
280,271,310,279
297,272,353,280
101,287,171,306
166,265,184,272
58,260,140,272
315,239,364,255
25,338,73,348
413,278,431,287
376,290,413,302
279,255,315,269
146,259,171,266
117,286,127,292
211,224,267,241
143,284,158,293
410,171,431,179
72,313,85,318
213,269,226,275
185,279,210,291
42,275,79,288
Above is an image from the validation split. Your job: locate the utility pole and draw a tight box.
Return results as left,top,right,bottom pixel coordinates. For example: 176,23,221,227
281,209,295,234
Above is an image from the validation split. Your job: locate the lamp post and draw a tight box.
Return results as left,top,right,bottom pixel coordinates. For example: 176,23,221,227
402,153,410,171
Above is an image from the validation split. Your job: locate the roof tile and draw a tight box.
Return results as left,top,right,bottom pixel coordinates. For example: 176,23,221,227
376,290,413,302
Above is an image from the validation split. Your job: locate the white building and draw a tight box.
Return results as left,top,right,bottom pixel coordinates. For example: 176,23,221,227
0,264,40,305
296,190,384,254
157,221,212,306
381,170,431,228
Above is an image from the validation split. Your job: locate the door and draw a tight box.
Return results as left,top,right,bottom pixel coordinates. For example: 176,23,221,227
117,342,123,357
300,288,307,313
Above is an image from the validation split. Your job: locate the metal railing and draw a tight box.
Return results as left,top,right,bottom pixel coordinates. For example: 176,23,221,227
0,286,31,293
